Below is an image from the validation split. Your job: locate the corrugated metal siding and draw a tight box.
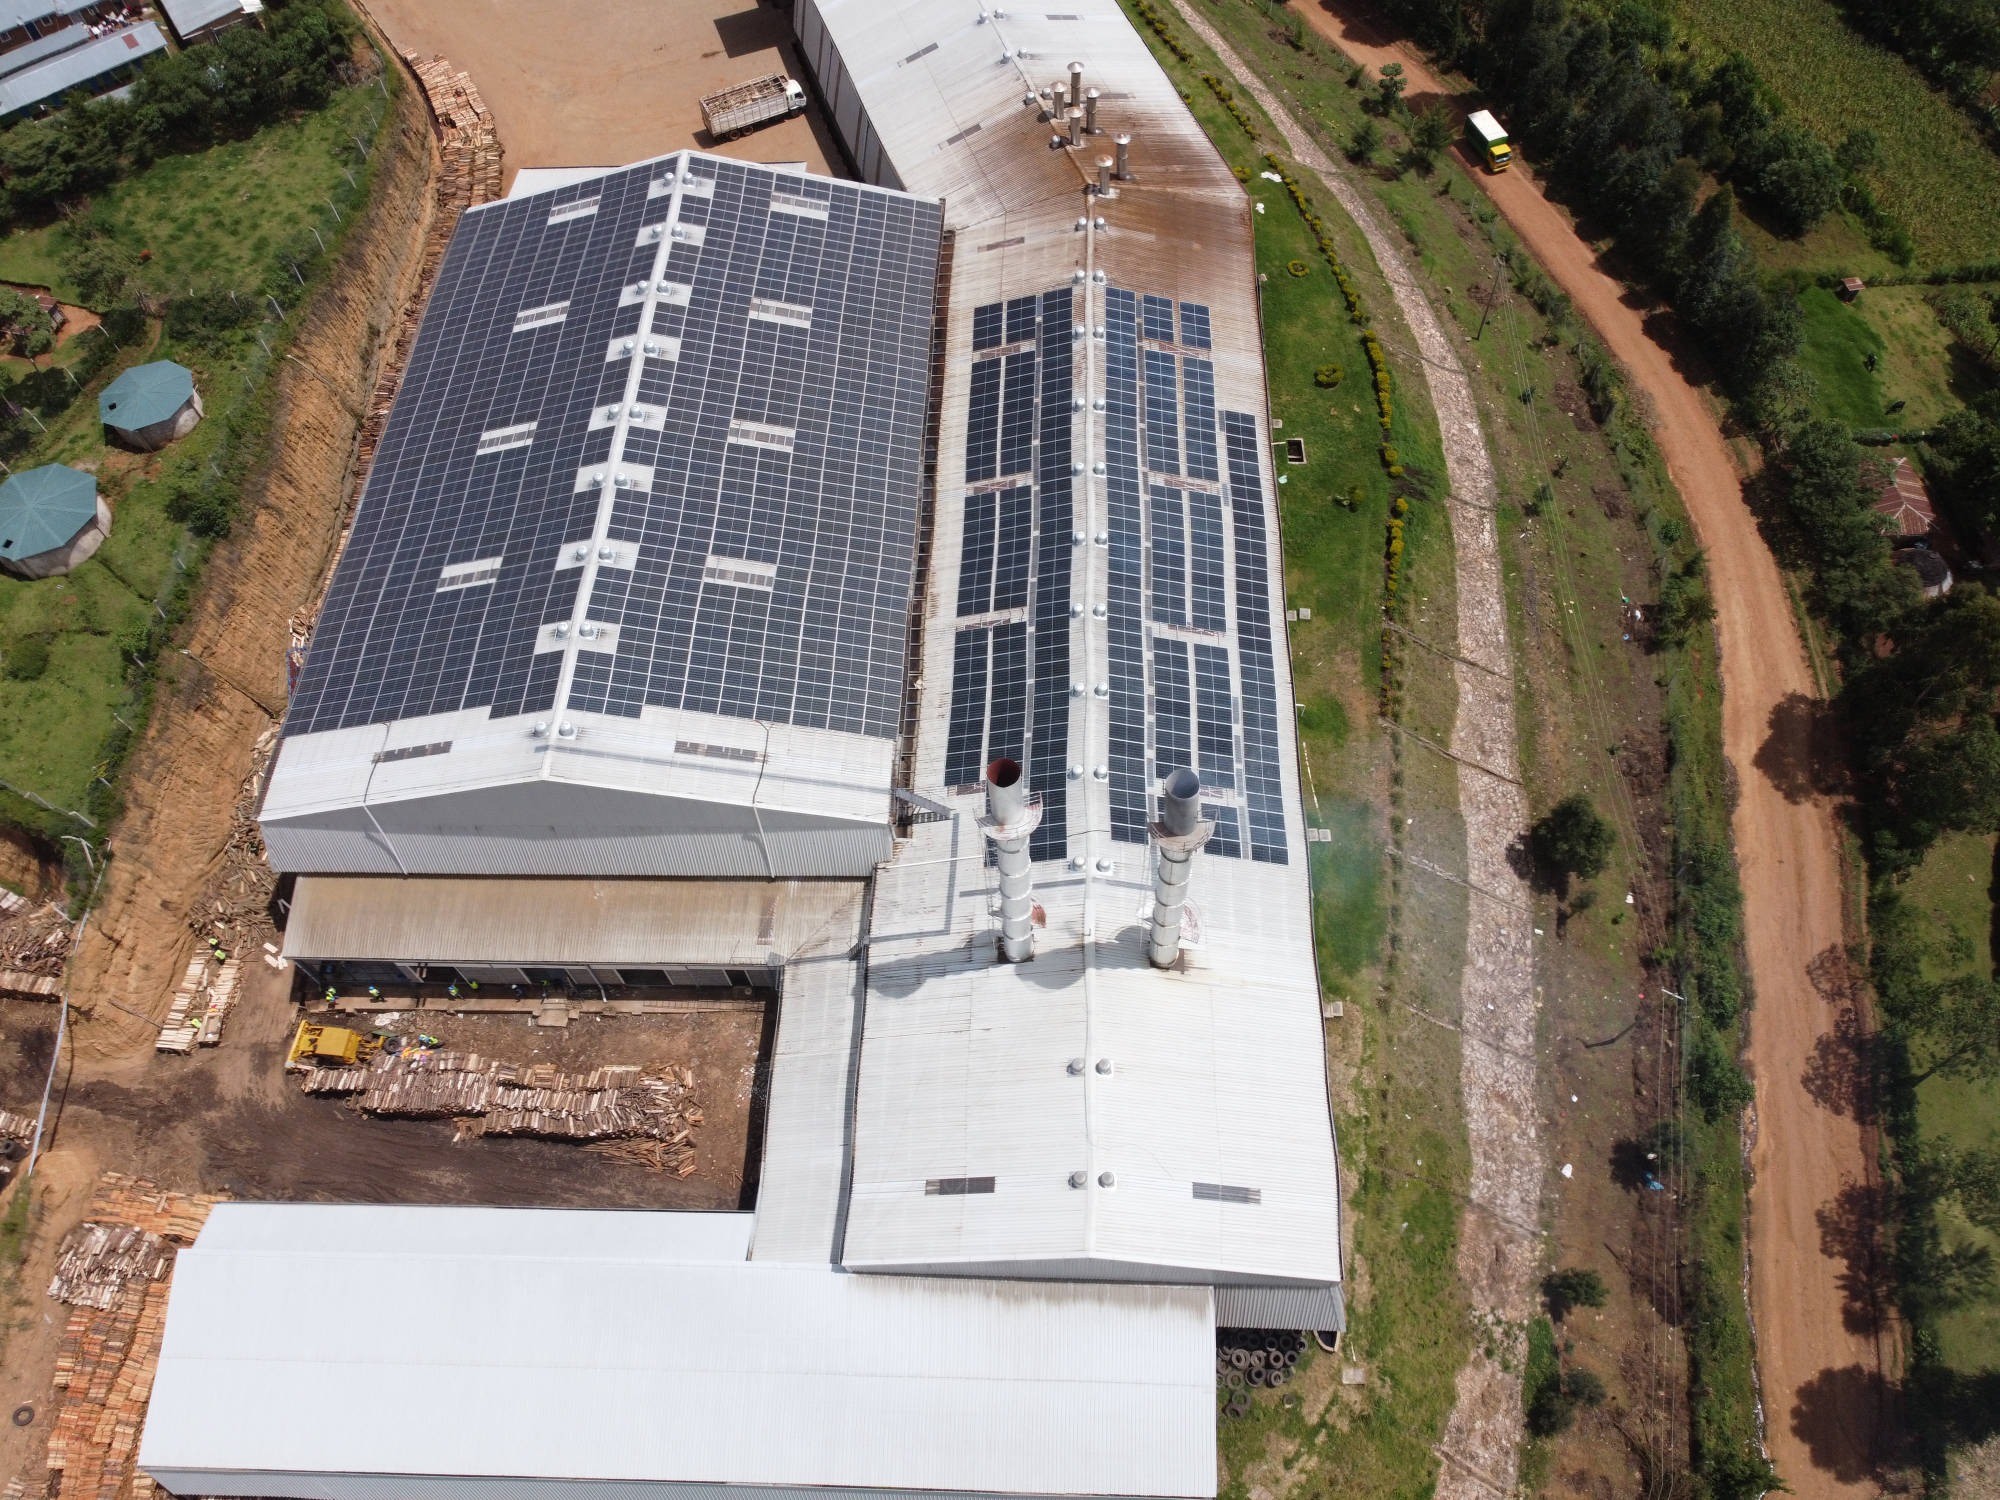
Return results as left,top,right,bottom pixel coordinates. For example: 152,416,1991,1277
1213,1285,1347,1333
282,878,866,967
141,1206,1216,1498
145,1474,1209,1500
0,21,163,115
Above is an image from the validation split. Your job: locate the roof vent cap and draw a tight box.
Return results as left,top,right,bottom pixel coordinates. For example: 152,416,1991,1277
599,545,615,561
1098,1171,1116,1189
1068,763,1084,779
531,720,549,737
551,622,570,638
573,544,589,561
1067,1057,1085,1076
556,721,578,739
1068,1170,1087,1188
1095,1057,1113,1074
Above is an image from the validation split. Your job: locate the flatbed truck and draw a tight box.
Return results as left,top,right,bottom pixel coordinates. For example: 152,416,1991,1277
700,74,807,140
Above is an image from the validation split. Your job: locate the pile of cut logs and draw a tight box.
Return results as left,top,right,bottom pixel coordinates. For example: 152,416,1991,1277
0,897,72,995
155,957,238,1054
310,1049,700,1171
35,1174,221,1500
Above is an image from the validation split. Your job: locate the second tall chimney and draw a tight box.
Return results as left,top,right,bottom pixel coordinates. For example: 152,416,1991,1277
1115,133,1133,179
1069,60,1084,110
1084,87,1100,133
1147,768,1212,968
982,758,1042,964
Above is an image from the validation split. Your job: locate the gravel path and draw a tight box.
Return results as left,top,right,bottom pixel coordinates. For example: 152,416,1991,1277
1162,6,1542,1492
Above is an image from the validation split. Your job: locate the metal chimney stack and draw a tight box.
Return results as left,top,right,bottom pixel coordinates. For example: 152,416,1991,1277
1069,60,1084,112
1115,133,1133,179
1147,768,1213,969
982,757,1043,963
1052,80,1068,115
1066,108,1083,147
1097,158,1115,196
1084,87,1100,132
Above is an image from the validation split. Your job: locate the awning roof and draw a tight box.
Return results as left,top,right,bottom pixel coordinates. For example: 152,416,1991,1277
281,875,866,967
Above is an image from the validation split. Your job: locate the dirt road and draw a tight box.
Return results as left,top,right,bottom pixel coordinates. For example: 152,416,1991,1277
1295,4,1893,1492
357,0,836,189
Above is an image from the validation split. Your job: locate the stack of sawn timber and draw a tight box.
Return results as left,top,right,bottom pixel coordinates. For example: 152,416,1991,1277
38,1174,221,1500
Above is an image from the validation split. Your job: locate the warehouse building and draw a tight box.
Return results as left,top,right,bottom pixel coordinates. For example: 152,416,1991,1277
143,3,1341,1495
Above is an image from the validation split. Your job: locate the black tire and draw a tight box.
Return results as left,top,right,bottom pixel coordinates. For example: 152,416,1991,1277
1229,1348,1249,1369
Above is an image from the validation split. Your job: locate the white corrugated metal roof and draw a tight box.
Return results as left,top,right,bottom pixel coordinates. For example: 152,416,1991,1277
157,0,245,40
281,876,865,967
0,21,162,116
140,1204,1217,1499
799,0,1342,1290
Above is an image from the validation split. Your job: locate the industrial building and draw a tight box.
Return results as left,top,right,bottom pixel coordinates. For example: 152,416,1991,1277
141,3,1343,1496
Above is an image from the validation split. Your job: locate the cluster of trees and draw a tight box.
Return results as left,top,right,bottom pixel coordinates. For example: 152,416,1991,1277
1359,0,1904,406
0,0,353,229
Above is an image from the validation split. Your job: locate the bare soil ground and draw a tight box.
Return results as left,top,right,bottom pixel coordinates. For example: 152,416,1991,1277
1297,4,1897,1494
354,0,839,189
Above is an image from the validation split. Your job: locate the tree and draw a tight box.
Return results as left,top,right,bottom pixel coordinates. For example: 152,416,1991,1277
1532,794,1615,887
1687,1020,1756,1120
1888,717,2000,855
1835,127,1880,176
1408,104,1453,168
1740,121,1842,236
1527,1366,1606,1436
1376,61,1408,114
1542,1267,1608,1319
1900,973,2000,1086
63,233,137,309
0,288,51,363
1657,560,1716,646
1348,118,1383,164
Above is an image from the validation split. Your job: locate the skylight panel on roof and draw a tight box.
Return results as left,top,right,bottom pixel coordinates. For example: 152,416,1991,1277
512,301,569,333
475,422,536,455
546,196,600,225
437,557,503,591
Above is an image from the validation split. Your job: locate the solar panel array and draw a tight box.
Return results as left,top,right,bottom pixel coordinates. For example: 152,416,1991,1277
287,155,943,743
941,290,1079,859
942,285,1288,866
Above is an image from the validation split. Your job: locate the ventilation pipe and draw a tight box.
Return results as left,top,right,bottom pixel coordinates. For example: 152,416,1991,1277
1115,133,1133,179
1147,767,1213,968
1052,80,1069,115
1084,87,1101,133
1097,157,1115,196
1066,107,1084,147
1069,60,1084,111
982,757,1043,963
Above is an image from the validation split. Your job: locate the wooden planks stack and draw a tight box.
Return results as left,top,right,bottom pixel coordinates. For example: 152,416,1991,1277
323,1049,702,1159
36,1174,222,1500
194,958,242,1047
153,958,210,1054
0,1106,35,1141
0,969,60,999
0,898,73,987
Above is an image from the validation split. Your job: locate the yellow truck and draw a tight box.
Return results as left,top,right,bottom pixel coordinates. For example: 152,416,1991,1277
1466,109,1511,172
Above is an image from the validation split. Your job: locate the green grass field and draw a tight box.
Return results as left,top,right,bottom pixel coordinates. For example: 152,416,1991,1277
1900,832,2000,1374
1660,0,2000,268
1796,286,1887,427
0,86,382,303
0,83,389,825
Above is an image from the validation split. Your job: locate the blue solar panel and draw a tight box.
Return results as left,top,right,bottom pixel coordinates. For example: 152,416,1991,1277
955,489,998,617
966,357,1002,482
945,627,990,787
288,155,942,744
1154,637,1192,778
1223,411,1288,864
1183,358,1219,482
1150,485,1186,626
1178,302,1211,349
1193,642,1235,784
1030,286,1075,861
1104,289,1148,844
1143,349,1180,476
972,302,1003,351
988,620,1029,766
1190,490,1227,633
999,351,1036,476
1205,802,1241,856
1006,295,1038,344
1141,293,1175,343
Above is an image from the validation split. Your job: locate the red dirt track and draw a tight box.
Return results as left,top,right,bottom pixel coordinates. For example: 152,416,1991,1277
1297,5,1896,1493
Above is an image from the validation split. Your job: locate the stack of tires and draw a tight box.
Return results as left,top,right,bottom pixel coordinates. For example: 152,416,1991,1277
1214,1329,1307,1419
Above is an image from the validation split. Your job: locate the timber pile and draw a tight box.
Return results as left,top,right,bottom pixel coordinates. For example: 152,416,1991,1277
0,899,71,982
154,957,211,1054
1,1106,35,1140
194,958,242,1046
47,1224,172,1312
35,1175,221,1500
186,725,280,957
0,969,60,999
331,1050,701,1162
